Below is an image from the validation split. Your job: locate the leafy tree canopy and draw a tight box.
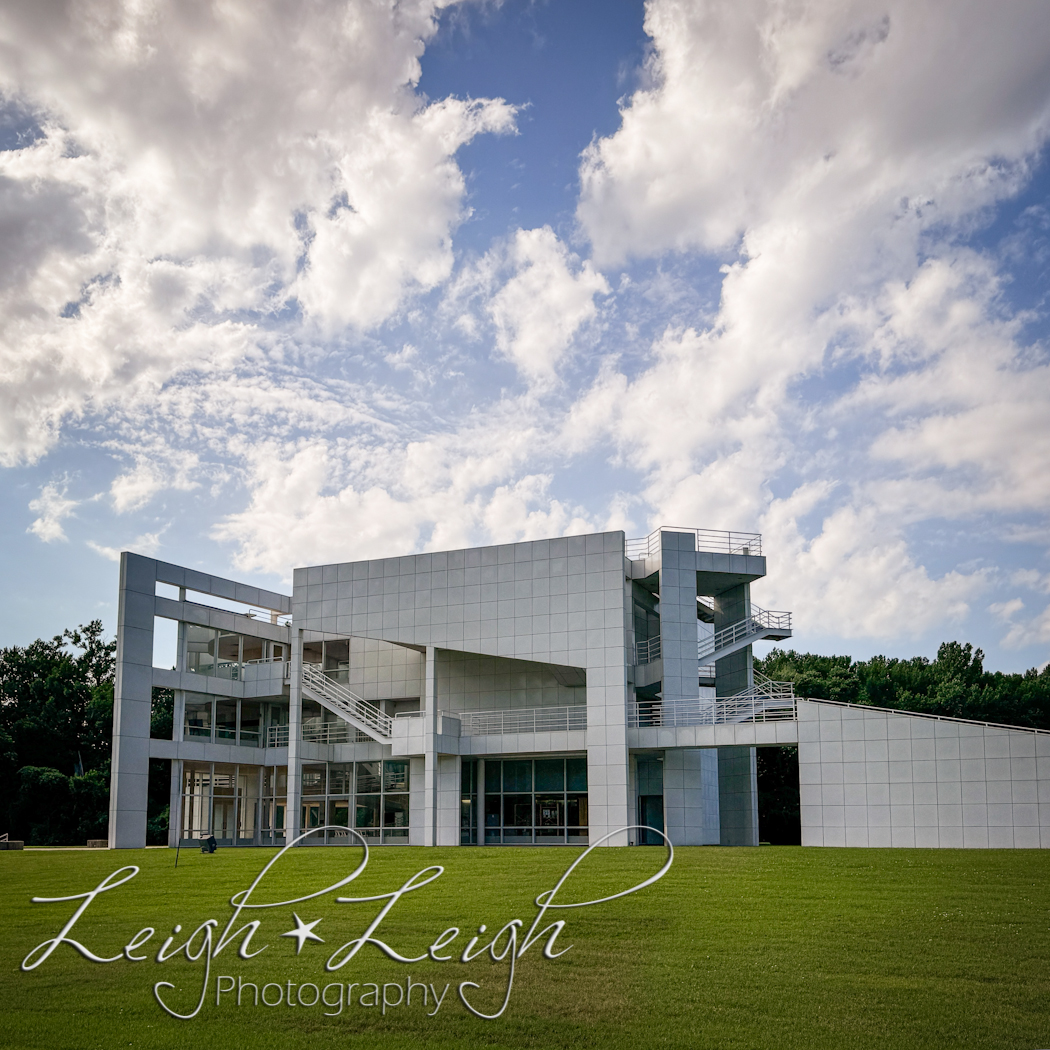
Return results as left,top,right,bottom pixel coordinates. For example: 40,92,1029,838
756,642,1050,731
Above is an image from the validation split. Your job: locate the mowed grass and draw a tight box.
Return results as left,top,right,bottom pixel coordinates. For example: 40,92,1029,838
2,844,1049,1050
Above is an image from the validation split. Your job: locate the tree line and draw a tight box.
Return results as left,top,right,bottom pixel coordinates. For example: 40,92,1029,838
756,640,1050,730
0,621,170,846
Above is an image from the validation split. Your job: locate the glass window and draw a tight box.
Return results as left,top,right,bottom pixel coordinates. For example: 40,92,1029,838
184,699,212,739
241,636,264,663
356,762,382,794
302,642,323,665
215,632,240,680
503,794,532,827
301,764,326,795
355,795,380,828
535,796,565,827
239,702,261,746
215,701,237,741
213,765,236,796
384,794,409,828
470,755,587,846
186,625,216,676
503,760,532,792
566,757,588,791
534,759,564,792
328,763,352,795
328,799,350,827
383,761,408,793
567,794,588,828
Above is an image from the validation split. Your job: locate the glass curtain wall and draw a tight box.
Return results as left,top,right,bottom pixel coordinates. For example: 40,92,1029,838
180,762,284,846
465,756,588,845
185,626,286,681
300,760,410,845
183,694,287,747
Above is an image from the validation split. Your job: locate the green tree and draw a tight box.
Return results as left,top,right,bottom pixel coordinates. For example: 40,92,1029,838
756,642,1050,730
0,621,115,843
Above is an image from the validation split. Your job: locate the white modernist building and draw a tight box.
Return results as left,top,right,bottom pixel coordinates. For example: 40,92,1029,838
109,527,1050,850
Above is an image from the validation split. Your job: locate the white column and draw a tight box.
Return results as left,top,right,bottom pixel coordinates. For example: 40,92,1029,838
423,645,438,846
109,553,155,848
286,629,303,844
167,759,182,848
476,758,485,845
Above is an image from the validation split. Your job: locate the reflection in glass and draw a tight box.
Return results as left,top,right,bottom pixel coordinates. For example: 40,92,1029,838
384,794,409,828
356,762,382,794
383,761,408,792
355,795,380,828
328,763,352,795
184,700,211,738
186,625,216,676
215,632,240,680
216,701,237,740
301,764,326,795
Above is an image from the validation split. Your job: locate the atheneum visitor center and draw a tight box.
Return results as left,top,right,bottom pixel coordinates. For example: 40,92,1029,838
108,527,1050,850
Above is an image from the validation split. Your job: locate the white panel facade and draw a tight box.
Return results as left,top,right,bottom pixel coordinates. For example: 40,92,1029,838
798,699,1050,848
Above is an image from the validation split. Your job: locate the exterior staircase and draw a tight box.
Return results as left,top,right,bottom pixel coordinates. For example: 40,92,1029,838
697,604,792,663
301,664,393,743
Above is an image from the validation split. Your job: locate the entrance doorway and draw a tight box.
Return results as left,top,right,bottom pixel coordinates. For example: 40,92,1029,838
639,794,664,845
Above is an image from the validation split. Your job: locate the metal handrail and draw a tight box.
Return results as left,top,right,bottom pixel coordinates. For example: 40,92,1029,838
629,694,796,728
625,527,762,560
302,721,373,744
634,637,662,665
630,673,796,728
459,705,587,736
266,725,289,746
697,606,792,661
301,664,394,740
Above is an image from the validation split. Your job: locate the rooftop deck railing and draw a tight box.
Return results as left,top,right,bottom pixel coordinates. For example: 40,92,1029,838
626,527,762,560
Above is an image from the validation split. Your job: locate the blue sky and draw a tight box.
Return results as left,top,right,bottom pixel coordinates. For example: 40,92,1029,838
1,0,1049,674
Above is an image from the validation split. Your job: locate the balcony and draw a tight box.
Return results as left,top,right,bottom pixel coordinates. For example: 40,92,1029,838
626,527,762,560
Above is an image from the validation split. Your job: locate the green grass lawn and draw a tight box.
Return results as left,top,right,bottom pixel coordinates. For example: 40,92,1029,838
3,844,1049,1050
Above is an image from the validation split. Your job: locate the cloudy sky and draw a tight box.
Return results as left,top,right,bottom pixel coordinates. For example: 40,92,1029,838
1,0,1049,672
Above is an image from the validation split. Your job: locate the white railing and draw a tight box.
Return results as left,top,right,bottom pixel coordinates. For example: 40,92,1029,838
634,637,662,664
625,527,762,560
629,688,796,728
266,725,289,746
697,605,792,661
698,662,716,679
301,664,394,741
459,706,587,736
302,721,373,745
629,673,795,728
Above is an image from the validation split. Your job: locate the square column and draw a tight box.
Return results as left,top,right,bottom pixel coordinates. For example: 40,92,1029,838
664,749,720,845
423,646,438,846
286,630,303,844
109,553,155,848
718,745,759,845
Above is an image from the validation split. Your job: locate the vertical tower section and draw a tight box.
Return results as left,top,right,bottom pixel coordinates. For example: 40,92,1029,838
109,553,156,848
